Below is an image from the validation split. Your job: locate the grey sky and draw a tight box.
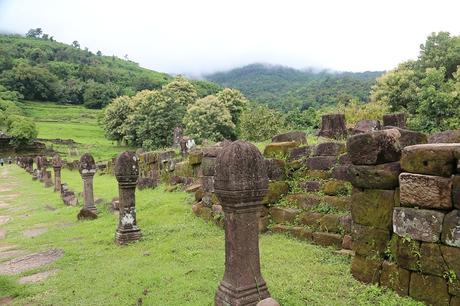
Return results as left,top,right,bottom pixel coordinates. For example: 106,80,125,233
0,0,459,76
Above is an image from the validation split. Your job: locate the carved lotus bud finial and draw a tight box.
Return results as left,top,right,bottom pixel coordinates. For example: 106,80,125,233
114,151,139,183
52,154,62,168
79,153,96,175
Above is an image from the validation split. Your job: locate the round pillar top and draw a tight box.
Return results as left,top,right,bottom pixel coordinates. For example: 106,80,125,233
79,153,96,175
114,151,139,183
52,154,62,168
215,140,268,205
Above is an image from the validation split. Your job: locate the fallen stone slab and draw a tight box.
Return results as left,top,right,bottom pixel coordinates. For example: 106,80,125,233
263,141,298,158
393,207,444,242
0,229,5,240
0,250,28,261
19,269,59,284
23,227,48,238
0,215,11,225
314,142,346,156
0,249,63,275
382,127,427,147
304,156,337,170
271,131,307,145
399,173,452,210
348,162,401,189
428,129,460,143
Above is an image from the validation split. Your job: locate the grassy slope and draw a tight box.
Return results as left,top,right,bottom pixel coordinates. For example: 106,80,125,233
0,166,421,305
21,101,131,161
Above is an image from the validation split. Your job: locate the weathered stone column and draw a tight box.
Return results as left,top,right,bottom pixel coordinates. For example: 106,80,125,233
52,154,62,193
79,153,97,214
318,113,348,139
214,140,274,306
114,151,142,245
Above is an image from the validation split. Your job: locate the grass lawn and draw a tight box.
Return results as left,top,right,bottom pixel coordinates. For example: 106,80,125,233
20,101,132,161
0,165,421,305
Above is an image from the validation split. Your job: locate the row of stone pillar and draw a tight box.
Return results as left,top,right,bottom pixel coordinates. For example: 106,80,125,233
19,141,276,305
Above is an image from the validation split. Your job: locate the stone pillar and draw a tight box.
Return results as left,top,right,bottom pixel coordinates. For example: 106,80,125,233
79,153,97,214
318,113,347,139
214,140,275,306
114,151,141,245
35,156,43,181
52,154,62,193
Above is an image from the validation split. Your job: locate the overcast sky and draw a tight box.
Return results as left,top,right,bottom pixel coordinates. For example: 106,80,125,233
0,0,459,76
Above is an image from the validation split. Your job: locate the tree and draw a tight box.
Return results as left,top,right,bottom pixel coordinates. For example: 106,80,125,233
82,80,120,108
6,115,38,145
163,76,198,107
96,50,102,56
25,28,42,38
102,95,134,143
238,105,286,142
419,32,460,79
72,40,80,48
183,95,235,143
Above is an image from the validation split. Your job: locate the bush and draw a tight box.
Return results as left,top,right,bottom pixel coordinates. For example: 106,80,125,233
238,105,286,141
6,115,38,145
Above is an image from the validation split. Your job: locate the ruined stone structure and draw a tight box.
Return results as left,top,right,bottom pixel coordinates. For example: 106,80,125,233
347,129,460,305
52,154,62,193
318,113,347,139
383,112,406,128
114,151,142,245
78,153,97,217
214,140,274,306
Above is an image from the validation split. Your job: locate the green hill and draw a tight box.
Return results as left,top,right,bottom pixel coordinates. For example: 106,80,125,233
0,32,221,109
205,63,383,111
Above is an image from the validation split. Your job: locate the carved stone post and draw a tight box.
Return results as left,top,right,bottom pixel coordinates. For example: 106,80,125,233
52,154,62,193
318,113,348,139
114,151,141,245
214,140,274,306
383,112,406,128
79,153,97,214
35,156,43,181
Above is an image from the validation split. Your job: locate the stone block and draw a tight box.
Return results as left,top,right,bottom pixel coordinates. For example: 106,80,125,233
452,295,460,306
382,127,427,148
262,181,289,204
263,141,298,158
271,224,290,234
299,211,323,228
399,173,452,209
351,223,390,257
201,156,216,176
380,261,410,296
265,159,286,181
305,156,337,170
188,150,203,165
290,227,314,241
396,237,421,271
314,142,346,156
351,255,382,284
449,280,460,297
299,180,321,192
409,273,450,306
259,215,270,233
351,189,394,230
420,242,448,277
285,193,320,210
453,176,460,209
272,131,307,145
338,153,351,165
441,245,460,278
342,235,352,250
301,169,330,179
319,214,341,233
201,176,214,193
174,161,193,177
347,129,402,165
442,210,460,247
339,215,352,234
400,143,460,177
393,207,444,242
323,196,350,211
270,207,300,224
288,146,312,162
352,120,381,134
312,232,342,248
348,162,401,189
321,180,349,196
428,129,460,143
330,165,351,181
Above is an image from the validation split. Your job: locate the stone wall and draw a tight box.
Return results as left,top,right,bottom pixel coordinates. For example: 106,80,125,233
348,129,460,305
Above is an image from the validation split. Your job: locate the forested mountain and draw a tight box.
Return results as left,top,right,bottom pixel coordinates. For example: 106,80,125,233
205,64,383,111
0,31,221,108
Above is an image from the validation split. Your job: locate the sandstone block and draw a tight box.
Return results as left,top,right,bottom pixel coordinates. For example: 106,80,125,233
290,227,314,241
270,207,300,224
401,143,460,177
188,150,203,165
272,131,307,145
262,181,289,204
319,214,341,233
399,173,452,209
348,162,401,189
352,120,381,134
409,273,450,306
428,129,460,143
351,223,390,257
453,176,460,209
299,181,321,192
347,129,402,165
420,242,448,277
351,255,382,284
442,210,460,247
265,159,286,181
288,146,312,162
263,141,298,158
285,193,321,210
441,245,460,278
305,156,337,170
323,195,350,211
321,180,349,196
201,156,216,176
299,211,323,228
351,189,394,230
314,142,346,156
380,261,410,296
312,232,342,248
330,165,351,181
396,237,421,271
393,207,444,242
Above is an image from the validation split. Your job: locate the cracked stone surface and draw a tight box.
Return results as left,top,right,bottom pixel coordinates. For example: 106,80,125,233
0,249,64,275
19,269,59,284
23,227,48,238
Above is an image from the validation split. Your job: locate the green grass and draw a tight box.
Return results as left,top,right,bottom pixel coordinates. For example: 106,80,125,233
0,165,422,305
20,101,132,161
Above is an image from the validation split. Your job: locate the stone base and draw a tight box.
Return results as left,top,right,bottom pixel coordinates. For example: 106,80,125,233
215,280,270,306
115,228,142,245
77,208,98,220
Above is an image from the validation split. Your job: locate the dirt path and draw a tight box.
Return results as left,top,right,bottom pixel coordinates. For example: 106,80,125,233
0,166,63,301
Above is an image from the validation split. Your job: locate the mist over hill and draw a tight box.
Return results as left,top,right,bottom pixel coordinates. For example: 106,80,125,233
205,63,383,111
